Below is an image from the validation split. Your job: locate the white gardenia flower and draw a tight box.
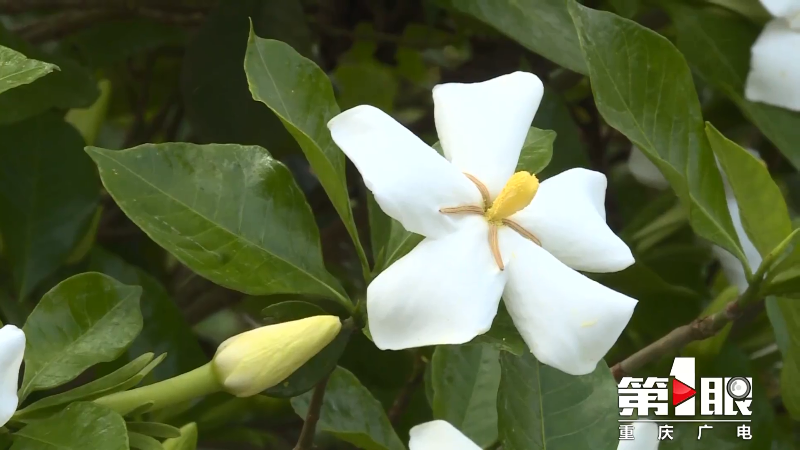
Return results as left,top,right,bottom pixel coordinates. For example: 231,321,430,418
409,420,660,450
329,72,637,376
0,324,25,427
627,146,762,292
744,0,800,111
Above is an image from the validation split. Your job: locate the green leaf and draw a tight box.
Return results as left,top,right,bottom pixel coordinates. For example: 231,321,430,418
0,45,57,95
88,248,205,381
162,423,198,450
14,353,157,420
127,423,182,439
497,352,618,450
772,296,800,418
451,0,587,74
567,1,747,268
265,323,352,398
0,113,99,299
11,402,128,450
431,344,500,447
534,91,590,178
334,61,398,112
244,27,369,277
291,366,405,450
0,27,98,124
181,0,310,158
667,5,800,170
262,300,326,324
128,432,164,450
20,272,143,398
469,304,526,355
86,143,351,309
705,123,792,258
515,127,555,175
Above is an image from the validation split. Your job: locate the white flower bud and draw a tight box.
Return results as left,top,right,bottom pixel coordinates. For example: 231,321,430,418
212,316,341,397
0,324,25,427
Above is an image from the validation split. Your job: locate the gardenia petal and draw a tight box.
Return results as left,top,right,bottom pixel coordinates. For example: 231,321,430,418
628,146,669,190
759,0,800,20
510,168,634,273
328,105,481,238
745,19,800,112
618,422,660,450
0,324,25,427
367,216,507,350
409,421,482,450
500,230,637,375
433,72,544,199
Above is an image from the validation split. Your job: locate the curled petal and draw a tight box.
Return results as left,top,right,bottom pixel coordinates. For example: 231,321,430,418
510,168,634,273
500,230,637,375
0,325,25,426
745,19,800,112
328,105,481,238
367,216,507,350
433,72,544,198
409,421,482,450
617,422,660,450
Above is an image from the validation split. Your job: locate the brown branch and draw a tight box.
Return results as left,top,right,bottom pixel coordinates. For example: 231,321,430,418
294,374,331,450
387,351,427,424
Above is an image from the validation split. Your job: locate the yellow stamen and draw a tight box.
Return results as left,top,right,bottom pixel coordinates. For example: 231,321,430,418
485,171,539,221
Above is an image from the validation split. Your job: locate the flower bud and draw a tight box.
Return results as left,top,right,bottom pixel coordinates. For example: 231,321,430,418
0,324,26,427
212,315,341,397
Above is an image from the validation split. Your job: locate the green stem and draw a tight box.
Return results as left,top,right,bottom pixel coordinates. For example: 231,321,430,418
94,363,222,415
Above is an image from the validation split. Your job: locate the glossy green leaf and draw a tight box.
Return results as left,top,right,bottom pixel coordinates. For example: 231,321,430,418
262,300,326,324
88,248,205,381
128,432,163,450
127,423,182,439
264,323,352,398
86,143,350,309
497,352,618,450
451,0,587,74
291,366,405,450
20,272,143,398
706,123,792,257
668,5,800,170
0,45,57,95
431,344,500,447
515,127,556,175
11,402,128,450
0,113,99,299
0,27,98,124
14,353,156,420
181,0,309,157
567,1,747,267
162,423,198,450
244,28,369,276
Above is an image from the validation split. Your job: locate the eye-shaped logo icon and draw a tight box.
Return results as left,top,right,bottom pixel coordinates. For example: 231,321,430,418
727,377,751,400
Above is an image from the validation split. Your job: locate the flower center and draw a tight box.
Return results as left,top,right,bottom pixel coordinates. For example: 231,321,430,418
485,171,539,222
439,171,541,271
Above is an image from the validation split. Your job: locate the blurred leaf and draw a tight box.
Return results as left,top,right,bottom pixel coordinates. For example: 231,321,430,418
262,300,326,324
0,45,57,95
20,272,143,397
0,28,98,124
67,19,186,68
608,0,640,18
244,29,369,274
162,423,198,450
291,366,405,450
264,323,352,398
568,1,747,268
181,0,309,157
334,62,398,112
15,353,158,420
469,304,526,355
0,113,99,300
452,0,587,74
128,432,163,450
515,127,555,175
668,5,800,170
88,248,205,381
684,286,738,357
127,423,182,439
773,296,800,418
65,79,112,146
431,344,500,447
534,90,590,178
11,402,128,450
497,353,618,450
86,143,350,307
